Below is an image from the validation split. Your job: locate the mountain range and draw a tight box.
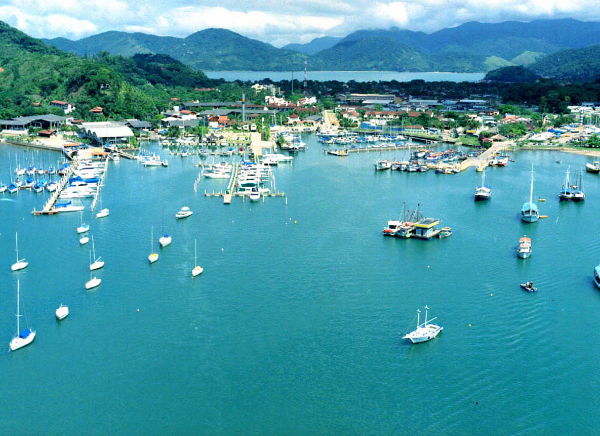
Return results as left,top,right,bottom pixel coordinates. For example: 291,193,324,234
43,19,600,73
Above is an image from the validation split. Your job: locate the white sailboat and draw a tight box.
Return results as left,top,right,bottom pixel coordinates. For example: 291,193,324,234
95,195,109,218
85,251,101,290
55,304,69,320
80,235,90,245
159,213,172,247
90,236,105,270
149,226,159,263
9,280,36,351
402,306,443,344
192,238,203,277
11,232,28,271
77,209,90,234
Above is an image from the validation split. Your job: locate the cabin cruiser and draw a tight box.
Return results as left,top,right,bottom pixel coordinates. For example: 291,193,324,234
517,236,532,259
176,206,193,219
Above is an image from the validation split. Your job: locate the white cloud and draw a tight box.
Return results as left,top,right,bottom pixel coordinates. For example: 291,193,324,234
0,6,97,39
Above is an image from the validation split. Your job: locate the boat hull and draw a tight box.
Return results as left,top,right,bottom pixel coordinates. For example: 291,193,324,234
9,331,36,351
85,278,101,290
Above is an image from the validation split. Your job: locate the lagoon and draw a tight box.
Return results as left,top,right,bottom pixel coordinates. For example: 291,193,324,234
205,71,486,83
0,137,599,434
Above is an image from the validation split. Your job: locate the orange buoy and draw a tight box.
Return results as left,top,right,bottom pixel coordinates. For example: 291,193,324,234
539,215,548,219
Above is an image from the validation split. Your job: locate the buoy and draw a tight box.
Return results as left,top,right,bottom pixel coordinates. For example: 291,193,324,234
538,198,546,202
294,220,297,224
490,293,493,296
539,215,548,219
137,309,139,312
221,248,224,251
469,324,471,327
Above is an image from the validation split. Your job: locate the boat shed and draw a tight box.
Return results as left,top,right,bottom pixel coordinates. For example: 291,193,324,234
412,218,442,239
79,121,134,145
0,114,67,132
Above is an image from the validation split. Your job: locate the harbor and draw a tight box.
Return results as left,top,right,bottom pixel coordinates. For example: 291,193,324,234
2,133,600,434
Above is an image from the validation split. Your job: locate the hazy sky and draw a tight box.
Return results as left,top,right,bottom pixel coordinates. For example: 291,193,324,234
0,0,597,46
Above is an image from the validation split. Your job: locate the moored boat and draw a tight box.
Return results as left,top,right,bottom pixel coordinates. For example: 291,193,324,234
559,166,574,201
522,165,539,223
474,171,491,201
9,280,36,351
520,281,537,292
517,236,532,259
586,161,600,173
176,206,193,219
402,306,442,344
55,304,69,320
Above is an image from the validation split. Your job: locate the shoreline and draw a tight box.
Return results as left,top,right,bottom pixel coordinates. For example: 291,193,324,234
510,146,600,158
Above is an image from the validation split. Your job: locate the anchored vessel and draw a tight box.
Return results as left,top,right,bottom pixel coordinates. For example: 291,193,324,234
521,165,539,223
403,306,443,344
517,236,532,259
9,280,36,351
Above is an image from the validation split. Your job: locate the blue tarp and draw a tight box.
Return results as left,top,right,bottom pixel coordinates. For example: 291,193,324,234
18,329,31,339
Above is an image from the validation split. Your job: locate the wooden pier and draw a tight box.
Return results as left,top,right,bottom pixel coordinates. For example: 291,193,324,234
32,161,76,215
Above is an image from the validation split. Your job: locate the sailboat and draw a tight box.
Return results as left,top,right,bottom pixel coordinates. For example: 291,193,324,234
573,169,585,202
11,232,28,271
77,209,90,233
149,226,159,263
80,234,90,245
521,165,539,223
559,166,574,201
9,280,36,351
56,304,69,320
159,213,172,247
85,251,102,290
95,194,109,218
90,236,104,270
474,171,491,201
402,306,443,344
192,238,203,277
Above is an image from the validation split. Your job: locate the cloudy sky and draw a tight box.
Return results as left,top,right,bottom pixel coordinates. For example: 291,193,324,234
0,0,596,46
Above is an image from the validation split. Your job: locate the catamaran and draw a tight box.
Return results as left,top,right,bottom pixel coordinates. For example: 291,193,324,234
474,171,491,201
521,165,539,223
11,232,28,271
9,280,36,351
402,306,443,344
192,239,203,277
149,226,159,263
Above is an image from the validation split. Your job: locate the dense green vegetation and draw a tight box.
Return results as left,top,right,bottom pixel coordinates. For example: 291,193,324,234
44,19,600,73
484,66,541,83
283,37,342,55
0,21,215,120
529,45,600,80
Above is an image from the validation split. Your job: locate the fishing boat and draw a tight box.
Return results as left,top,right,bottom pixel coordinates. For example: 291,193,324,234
249,187,261,201
559,167,574,201
159,213,171,247
521,165,539,223
55,304,69,320
474,171,491,201
572,169,585,202
149,226,159,263
517,236,532,259
85,251,102,290
402,306,443,344
586,161,600,173
383,220,402,236
520,281,537,292
90,236,104,270
192,239,203,277
9,280,36,351
594,264,600,289
176,206,193,219
11,232,28,271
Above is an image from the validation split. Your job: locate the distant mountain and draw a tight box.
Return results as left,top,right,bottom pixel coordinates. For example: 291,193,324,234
42,19,600,73
283,36,342,55
529,45,600,80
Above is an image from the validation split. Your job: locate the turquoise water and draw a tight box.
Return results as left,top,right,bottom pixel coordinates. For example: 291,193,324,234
205,71,485,83
1,139,600,434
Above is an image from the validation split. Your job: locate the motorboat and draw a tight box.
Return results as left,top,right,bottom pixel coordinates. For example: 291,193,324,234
383,220,401,236
249,187,261,201
374,160,391,171
11,232,28,271
517,236,532,259
9,280,36,351
96,208,110,218
176,206,193,219
402,306,443,344
586,161,600,173
56,304,69,320
520,281,537,292
438,227,452,238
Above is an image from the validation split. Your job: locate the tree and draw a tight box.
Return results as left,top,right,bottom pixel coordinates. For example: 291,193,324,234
166,126,180,139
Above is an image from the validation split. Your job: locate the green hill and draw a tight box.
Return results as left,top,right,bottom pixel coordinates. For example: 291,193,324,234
484,66,541,83
283,36,342,55
511,51,546,66
529,45,600,80
0,21,211,119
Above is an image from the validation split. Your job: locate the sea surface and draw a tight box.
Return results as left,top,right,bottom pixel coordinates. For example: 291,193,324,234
1,137,600,434
204,71,485,83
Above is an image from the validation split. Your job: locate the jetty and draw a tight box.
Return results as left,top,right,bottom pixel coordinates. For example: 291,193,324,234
32,162,76,215
459,141,511,171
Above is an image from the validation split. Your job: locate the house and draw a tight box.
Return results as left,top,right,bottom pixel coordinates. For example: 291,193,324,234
287,113,300,124
0,114,67,132
38,129,57,138
51,100,76,114
89,107,103,115
125,120,152,131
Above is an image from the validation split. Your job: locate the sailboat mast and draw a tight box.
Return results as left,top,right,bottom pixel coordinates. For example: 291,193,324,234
16,280,20,334
92,236,96,261
417,309,420,327
15,232,19,262
425,305,429,324
529,165,534,207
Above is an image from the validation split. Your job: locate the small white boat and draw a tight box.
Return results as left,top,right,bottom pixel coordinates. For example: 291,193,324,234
55,304,69,320
149,226,159,263
159,213,171,247
90,236,104,270
77,223,90,234
80,236,90,245
96,208,109,219
176,206,193,219
9,280,36,351
85,277,101,290
11,232,28,271
192,239,203,277
249,187,260,202
402,306,443,344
